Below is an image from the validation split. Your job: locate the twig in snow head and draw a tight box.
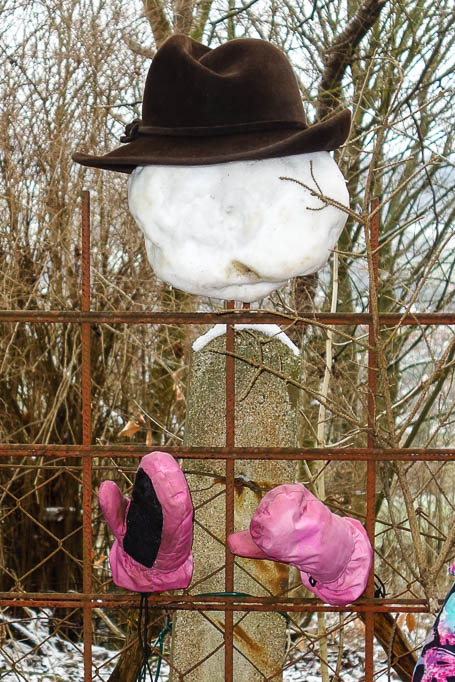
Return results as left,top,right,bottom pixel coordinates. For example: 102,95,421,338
279,175,364,223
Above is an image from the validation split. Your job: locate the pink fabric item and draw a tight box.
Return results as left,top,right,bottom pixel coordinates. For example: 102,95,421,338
228,483,372,606
99,451,193,592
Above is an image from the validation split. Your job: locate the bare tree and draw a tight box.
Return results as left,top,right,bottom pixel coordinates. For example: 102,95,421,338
1,0,455,679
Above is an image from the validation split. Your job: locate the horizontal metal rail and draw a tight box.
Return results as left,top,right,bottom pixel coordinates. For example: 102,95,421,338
0,594,430,613
0,310,454,325
1,444,454,461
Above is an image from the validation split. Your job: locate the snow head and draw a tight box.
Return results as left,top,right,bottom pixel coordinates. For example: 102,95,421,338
73,34,352,302
128,151,349,302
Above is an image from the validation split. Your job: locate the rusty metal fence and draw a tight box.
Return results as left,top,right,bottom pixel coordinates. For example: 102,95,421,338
1,191,455,681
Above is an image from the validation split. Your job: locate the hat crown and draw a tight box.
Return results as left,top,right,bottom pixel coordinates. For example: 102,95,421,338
73,35,351,171
142,34,307,129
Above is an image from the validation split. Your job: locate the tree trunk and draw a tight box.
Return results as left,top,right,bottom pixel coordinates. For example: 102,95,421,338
108,609,165,682
359,612,417,681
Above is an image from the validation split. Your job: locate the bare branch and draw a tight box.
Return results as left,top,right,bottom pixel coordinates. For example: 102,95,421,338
143,0,172,47
318,0,391,117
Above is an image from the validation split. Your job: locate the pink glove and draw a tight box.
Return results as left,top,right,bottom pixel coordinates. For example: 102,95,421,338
228,483,372,606
99,452,193,592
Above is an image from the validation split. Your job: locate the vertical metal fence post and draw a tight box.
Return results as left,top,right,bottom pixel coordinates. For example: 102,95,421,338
81,190,93,681
225,300,235,682
365,198,379,681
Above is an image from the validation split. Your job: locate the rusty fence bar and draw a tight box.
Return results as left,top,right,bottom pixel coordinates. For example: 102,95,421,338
81,190,93,682
1,445,454,461
1,189,451,680
0,310,454,325
225,303,235,681
0,595,431,613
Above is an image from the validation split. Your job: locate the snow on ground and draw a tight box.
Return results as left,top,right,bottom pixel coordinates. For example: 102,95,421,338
0,609,420,681
283,642,401,682
0,608,119,681
128,152,349,302
192,324,300,355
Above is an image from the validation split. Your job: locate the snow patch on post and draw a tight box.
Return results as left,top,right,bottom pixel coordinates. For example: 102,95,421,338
192,323,300,355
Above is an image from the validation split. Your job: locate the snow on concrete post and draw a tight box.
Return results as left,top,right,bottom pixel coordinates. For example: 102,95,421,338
170,324,301,681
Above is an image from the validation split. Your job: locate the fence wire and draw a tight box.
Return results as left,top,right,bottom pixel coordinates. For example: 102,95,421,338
1,191,455,681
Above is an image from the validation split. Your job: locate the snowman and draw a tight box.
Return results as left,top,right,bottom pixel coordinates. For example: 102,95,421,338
73,34,350,302
72,34,366,620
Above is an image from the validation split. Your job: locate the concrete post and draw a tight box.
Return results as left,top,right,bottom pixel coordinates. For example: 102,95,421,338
170,326,301,681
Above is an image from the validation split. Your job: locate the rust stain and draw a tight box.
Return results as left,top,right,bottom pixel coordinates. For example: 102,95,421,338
254,479,281,493
212,474,276,499
233,477,261,498
213,617,225,632
233,621,281,673
249,557,290,593
234,623,264,653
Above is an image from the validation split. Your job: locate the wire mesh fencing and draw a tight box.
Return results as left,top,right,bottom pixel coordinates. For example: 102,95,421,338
1,192,455,681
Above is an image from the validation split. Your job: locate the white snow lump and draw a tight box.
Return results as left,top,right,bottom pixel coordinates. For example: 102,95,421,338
128,151,349,302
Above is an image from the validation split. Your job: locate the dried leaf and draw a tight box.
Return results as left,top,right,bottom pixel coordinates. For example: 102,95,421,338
397,613,406,628
93,555,106,568
406,612,416,633
146,429,153,446
295,637,306,651
118,420,141,438
136,412,146,425
172,371,185,401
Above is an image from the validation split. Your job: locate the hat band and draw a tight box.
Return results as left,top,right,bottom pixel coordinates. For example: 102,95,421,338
120,118,307,143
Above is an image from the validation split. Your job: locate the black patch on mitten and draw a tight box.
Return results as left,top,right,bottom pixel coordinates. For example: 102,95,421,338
123,468,163,568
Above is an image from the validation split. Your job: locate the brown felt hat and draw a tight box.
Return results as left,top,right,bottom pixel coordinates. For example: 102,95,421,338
73,34,351,173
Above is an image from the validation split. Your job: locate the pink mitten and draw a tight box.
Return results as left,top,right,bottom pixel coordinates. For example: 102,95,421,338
99,451,193,592
228,483,372,606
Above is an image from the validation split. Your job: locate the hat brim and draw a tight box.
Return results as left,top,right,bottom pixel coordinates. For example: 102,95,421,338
72,110,351,174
